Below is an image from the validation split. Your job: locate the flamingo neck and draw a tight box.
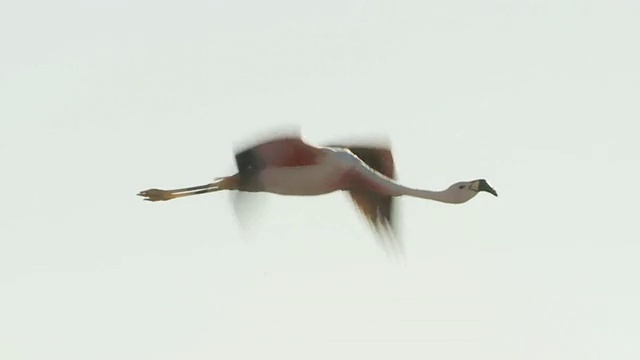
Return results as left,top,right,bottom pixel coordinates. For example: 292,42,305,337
360,171,461,203
345,154,464,204
400,187,459,204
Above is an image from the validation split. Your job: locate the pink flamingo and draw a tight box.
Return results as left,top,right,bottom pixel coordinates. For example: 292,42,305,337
138,133,497,237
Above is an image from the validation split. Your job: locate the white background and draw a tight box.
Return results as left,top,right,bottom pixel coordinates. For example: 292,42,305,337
1,1,639,359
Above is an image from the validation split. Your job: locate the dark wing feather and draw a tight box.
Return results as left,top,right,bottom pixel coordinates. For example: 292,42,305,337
324,144,397,237
234,135,323,174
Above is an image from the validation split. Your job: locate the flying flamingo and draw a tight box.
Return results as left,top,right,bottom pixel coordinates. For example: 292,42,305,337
137,133,497,237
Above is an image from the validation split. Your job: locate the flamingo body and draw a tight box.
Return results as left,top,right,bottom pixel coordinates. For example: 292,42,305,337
233,137,393,197
257,150,350,195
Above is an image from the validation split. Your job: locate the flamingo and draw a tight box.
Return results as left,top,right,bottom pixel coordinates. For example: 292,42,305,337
137,133,497,238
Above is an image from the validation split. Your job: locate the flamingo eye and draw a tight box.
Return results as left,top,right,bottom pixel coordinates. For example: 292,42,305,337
458,185,466,189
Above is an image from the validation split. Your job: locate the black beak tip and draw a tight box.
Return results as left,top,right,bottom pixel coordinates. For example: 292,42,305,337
478,179,498,197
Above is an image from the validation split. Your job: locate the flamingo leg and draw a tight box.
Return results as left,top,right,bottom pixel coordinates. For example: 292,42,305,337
137,176,238,202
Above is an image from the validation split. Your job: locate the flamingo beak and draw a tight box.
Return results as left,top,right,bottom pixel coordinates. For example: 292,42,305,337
475,179,498,197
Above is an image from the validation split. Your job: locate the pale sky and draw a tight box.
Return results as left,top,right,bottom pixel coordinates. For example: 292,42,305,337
1,1,639,359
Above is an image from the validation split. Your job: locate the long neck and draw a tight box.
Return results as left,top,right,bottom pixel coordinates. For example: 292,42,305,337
350,157,462,204
401,187,459,203
355,169,458,203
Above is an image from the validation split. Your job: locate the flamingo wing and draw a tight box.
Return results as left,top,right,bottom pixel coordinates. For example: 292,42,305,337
234,135,324,174
325,144,397,236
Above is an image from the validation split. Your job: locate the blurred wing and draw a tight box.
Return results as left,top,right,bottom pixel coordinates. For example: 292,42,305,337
324,144,397,237
234,135,323,174
231,135,323,222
